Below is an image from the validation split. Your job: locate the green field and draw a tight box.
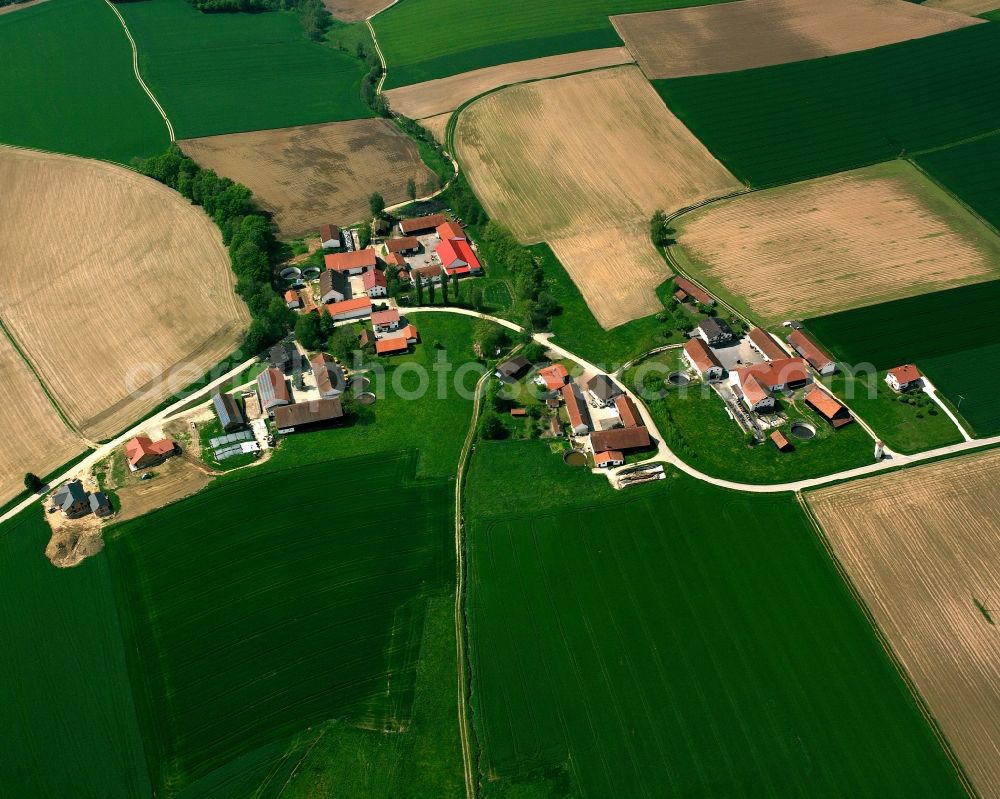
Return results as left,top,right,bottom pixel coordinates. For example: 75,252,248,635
0,0,169,162
374,0,732,89
118,0,371,139
0,509,150,798
916,132,1000,232
464,441,969,797
805,281,1000,435
106,451,453,794
655,24,1000,186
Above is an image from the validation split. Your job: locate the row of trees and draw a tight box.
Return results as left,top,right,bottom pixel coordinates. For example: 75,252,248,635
480,223,559,330
182,0,332,41
136,146,291,354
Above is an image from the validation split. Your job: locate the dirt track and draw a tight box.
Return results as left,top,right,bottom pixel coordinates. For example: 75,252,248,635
809,450,1000,799
613,0,980,79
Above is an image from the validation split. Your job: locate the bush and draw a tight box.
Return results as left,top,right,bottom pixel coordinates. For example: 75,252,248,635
24,473,43,493
478,412,508,440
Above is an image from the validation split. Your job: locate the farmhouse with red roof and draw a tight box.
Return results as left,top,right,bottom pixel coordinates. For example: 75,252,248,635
362,268,388,298
323,297,372,321
594,450,625,469
436,237,480,277
886,364,922,392
805,387,853,428
124,435,177,471
436,220,465,241
673,277,714,306
683,338,724,381
324,248,377,275
788,330,837,375
537,363,569,391
748,328,786,361
372,308,400,332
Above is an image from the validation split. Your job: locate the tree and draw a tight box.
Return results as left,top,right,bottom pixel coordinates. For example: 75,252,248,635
650,209,675,247
24,472,42,493
415,273,424,305
427,280,436,305
369,192,385,219
468,283,485,311
521,342,546,363
478,412,507,440
474,320,507,357
295,312,324,351
328,325,357,363
406,177,417,201
452,273,460,294
440,274,450,305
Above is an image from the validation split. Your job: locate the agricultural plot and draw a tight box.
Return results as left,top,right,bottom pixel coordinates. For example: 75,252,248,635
464,442,969,798
384,47,633,121
118,0,371,139
0,509,150,798
0,0,168,163
455,67,742,328
916,131,1000,232
180,120,436,238
614,0,978,78
322,0,392,21
373,0,731,89
805,281,1000,435
672,161,1000,324
809,450,1000,799
655,23,1000,186
925,0,1000,14
0,147,248,441
106,451,453,795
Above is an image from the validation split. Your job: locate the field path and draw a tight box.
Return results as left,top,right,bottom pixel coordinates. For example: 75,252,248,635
103,0,174,142
923,377,974,441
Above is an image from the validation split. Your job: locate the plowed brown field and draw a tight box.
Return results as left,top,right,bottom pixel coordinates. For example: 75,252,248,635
0,146,248,441
673,161,1000,324
384,48,633,120
454,66,742,328
180,119,435,238
809,450,1000,799
613,0,979,79
321,0,391,21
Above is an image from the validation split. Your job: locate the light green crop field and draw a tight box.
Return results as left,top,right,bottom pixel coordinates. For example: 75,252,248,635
0,509,150,798
106,451,453,795
0,0,169,162
117,0,371,139
374,0,732,89
464,441,969,797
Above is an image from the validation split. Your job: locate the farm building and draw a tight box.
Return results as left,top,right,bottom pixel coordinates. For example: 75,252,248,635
537,363,569,391
594,450,625,468
385,251,407,270
436,237,481,277
284,289,303,310
257,367,291,414
615,393,642,428
124,436,177,471
586,375,622,408
805,388,853,428
496,356,531,383
89,491,112,517
748,328,786,361
561,383,592,435
674,276,714,306
733,358,810,394
384,237,420,255
789,330,837,375
549,416,564,437
311,353,345,398
510,408,527,417
372,308,401,332
51,480,91,518
324,297,372,321
376,337,410,356
683,338,725,381
212,392,245,432
698,317,734,346
268,341,298,372
886,364,922,392
324,248,377,275
739,375,777,413
319,223,341,249
402,324,419,344
590,425,651,453
274,398,343,434
771,430,793,452
437,220,465,241
362,269,388,298
412,263,443,283
399,213,446,236
319,269,350,304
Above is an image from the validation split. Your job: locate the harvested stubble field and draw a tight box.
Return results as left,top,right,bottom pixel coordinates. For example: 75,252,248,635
0,147,248,441
672,161,1000,324
614,0,978,79
454,66,742,328
180,120,435,237
384,47,633,120
809,450,1000,799
925,0,1000,14
420,112,451,144
322,0,391,21
0,333,84,504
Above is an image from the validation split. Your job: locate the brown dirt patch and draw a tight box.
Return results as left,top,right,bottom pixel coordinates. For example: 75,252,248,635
180,119,435,238
113,448,212,523
321,0,391,22
0,146,248,441
673,161,1000,324
45,510,104,568
924,0,1000,15
613,0,980,79
385,47,633,120
419,113,451,145
454,66,742,328
809,449,1000,799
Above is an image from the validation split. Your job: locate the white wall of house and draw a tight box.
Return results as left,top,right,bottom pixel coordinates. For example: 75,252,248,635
366,285,388,298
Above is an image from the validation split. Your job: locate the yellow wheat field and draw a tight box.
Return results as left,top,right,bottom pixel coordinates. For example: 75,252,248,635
454,66,742,328
0,146,248,441
810,450,1000,798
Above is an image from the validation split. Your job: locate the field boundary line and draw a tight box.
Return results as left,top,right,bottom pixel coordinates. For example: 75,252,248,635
103,0,175,142
797,492,982,799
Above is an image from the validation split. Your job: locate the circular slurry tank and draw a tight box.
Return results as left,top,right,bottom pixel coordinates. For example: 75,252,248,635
280,266,302,280
350,376,371,393
790,421,816,440
563,450,587,467
302,266,320,279
356,391,376,406
667,371,690,387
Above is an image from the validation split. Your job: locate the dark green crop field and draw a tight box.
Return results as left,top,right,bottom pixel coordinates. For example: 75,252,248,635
655,24,1000,186
464,441,969,798
118,0,371,139
374,0,732,89
805,280,1000,435
106,451,452,795
0,509,150,798
0,0,169,162
916,132,1000,232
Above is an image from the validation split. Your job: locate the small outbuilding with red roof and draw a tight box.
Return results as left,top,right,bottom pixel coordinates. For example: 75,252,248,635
436,237,481,277
362,269,388,298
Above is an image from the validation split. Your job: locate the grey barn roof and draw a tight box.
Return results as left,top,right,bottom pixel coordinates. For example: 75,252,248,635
496,356,531,380
699,317,733,340
320,268,350,298
586,374,622,402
